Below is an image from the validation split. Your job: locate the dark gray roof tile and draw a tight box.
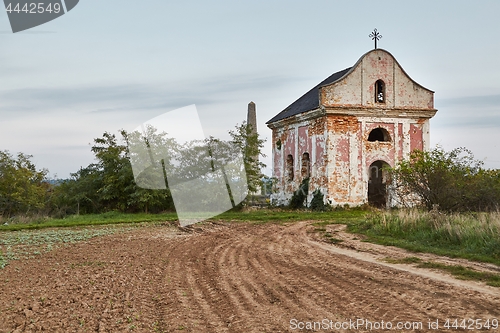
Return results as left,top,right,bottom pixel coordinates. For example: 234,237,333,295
266,67,351,124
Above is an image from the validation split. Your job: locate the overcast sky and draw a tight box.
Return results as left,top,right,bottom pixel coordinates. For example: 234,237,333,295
1,0,500,178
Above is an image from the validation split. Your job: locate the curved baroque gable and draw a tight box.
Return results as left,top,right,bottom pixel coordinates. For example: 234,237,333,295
320,49,434,110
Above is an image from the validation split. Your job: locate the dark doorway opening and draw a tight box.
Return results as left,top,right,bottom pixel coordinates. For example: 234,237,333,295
368,160,389,207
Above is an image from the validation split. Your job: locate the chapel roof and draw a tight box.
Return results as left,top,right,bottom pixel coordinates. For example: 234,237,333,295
267,48,436,124
266,67,351,124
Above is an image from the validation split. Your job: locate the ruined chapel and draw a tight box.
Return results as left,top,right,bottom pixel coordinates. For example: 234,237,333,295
266,48,437,207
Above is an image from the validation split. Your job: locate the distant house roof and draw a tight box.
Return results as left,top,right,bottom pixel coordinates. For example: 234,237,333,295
266,67,351,124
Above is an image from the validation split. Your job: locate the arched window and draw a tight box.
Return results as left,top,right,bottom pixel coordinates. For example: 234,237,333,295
375,80,385,103
301,152,310,178
368,128,391,142
286,154,294,181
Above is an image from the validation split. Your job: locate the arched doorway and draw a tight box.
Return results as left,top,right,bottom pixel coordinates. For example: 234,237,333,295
368,160,390,207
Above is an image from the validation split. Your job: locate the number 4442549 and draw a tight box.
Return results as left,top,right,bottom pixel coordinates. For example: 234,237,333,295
443,318,499,330
5,2,62,14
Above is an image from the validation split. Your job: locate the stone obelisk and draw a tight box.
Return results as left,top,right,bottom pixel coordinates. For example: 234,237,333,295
247,101,258,162
247,101,257,136
247,101,260,195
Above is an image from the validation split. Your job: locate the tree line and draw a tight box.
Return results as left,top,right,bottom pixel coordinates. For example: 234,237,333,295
2,128,499,218
0,122,266,218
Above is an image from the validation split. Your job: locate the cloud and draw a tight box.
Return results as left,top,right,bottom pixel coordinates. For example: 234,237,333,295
433,94,500,128
438,94,500,108
0,71,299,177
0,72,295,116
0,84,158,111
431,126,500,169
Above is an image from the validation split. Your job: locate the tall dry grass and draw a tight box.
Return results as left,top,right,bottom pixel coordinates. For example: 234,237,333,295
362,209,500,264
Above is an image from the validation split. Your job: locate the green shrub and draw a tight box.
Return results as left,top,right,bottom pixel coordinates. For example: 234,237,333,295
389,146,500,212
310,189,327,211
289,178,309,209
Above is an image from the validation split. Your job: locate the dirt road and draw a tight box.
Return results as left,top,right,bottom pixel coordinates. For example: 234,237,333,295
1,221,499,332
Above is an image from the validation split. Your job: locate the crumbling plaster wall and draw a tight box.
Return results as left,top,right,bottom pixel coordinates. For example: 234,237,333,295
320,49,434,110
271,116,327,205
270,49,435,207
271,114,431,206
324,115,431,206
318,48,434,206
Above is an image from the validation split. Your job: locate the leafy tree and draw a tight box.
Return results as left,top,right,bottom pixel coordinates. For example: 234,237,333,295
465,168,500,211
228,122,266,194
51,164,103,215
389,146,500,211
55,130,176,215
0,151,48,217
53,120,266,216
90,131,134,211
124,128,177,213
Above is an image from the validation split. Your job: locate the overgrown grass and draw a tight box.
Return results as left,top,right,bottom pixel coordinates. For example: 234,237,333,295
0,211,178,232
323,231,343,244
214,208,367,224
383,256,500,287
416,261,500,287
0,208,369,232
383,256,423,264
351,209,500,266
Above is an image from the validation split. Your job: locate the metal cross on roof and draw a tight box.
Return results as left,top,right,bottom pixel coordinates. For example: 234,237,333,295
369,28,382,49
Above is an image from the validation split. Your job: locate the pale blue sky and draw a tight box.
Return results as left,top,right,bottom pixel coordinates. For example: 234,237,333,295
1,1,500,177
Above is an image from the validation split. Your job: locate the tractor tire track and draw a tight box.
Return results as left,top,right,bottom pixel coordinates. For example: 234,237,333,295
157,222,500,332
1,222,499,333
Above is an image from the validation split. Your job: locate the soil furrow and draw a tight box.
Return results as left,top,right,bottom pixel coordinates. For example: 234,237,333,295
1,222,500,333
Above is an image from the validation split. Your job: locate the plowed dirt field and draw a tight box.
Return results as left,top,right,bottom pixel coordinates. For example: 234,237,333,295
1,221,499,332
